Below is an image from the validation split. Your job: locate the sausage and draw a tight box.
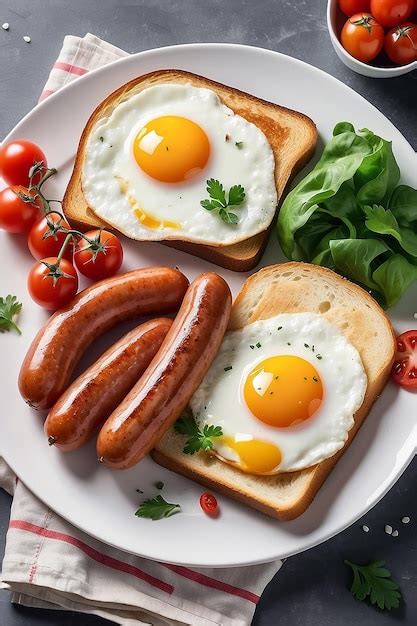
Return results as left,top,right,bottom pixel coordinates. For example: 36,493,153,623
18,267,189,410
44,318,173,451
96,272,232,469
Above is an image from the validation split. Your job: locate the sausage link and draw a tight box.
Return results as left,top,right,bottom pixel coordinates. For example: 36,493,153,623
19,268,189,409
44,318,173,451
97,272,232,469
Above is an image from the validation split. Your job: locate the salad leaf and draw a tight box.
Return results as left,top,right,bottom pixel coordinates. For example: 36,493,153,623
365,205,417,258
322,181,362,222
354,131,400,208
294,215,335,259
373,254,417,308
277,126,373,259
276,122,417,307
389,184,417,225
330,239,390,291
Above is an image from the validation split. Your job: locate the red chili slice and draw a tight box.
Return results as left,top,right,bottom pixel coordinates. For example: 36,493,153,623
199,492,219,517
391,330,417,389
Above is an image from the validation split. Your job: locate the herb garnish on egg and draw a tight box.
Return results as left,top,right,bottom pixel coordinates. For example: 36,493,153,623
200,178,245,225
175,414,223,455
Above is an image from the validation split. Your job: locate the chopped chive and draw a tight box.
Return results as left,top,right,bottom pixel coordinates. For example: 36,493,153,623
155,481,164,490
277,326,282,331
316,355,322,360
304,343,309,348
287,342,291,346
136,488,144,493
235,141,243,149
250,344,255,349
256,342,261,348
99,136,104,142
303,377,307,381
224,365,233,372
313,376,318,382
312,345,315,352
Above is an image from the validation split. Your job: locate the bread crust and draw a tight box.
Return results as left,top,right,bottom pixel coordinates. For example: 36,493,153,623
152,262,396,519
63,69,317,271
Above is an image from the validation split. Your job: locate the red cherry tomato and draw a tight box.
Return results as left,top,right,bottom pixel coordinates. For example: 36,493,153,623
0,186,42,233
28,257,78,310
338,0,371,15
370,0,414,27
385,22,417,63
0,140,47,187
341,13,385,61
28,213,73,261
74,229,123,280
199,492,219,517
391,330,417,389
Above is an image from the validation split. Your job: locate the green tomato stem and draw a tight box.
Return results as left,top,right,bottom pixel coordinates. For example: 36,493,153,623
57,233,73,263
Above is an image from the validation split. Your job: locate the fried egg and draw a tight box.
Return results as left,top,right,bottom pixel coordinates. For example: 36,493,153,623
82,83,277,246
190,313,367,475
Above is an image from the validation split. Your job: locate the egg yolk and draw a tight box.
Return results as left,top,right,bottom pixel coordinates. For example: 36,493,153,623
243,355,323,428
133,116,210,183
219,436,282,475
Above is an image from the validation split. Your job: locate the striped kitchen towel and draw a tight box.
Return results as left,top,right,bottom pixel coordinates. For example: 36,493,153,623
0,34,282,626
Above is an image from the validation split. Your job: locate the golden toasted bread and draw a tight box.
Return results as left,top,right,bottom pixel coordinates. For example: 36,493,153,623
63,70,317,271
152,262,396,520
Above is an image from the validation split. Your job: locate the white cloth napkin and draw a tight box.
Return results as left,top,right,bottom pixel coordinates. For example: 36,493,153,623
0,34,282,626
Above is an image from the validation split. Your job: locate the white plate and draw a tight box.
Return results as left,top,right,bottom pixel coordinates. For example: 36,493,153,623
1,44,417,568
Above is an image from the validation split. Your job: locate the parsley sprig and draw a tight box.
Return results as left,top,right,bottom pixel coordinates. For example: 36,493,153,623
0,295,22,335
174,414,223,455
345,560,401,610
135,495,181,521
200,179,245,225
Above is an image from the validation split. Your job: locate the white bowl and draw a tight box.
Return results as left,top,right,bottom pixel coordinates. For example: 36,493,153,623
327,0,417,78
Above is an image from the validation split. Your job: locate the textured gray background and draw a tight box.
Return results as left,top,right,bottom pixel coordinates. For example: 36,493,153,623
1,1,416,625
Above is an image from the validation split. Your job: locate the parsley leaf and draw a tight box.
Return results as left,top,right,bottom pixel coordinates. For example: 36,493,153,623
174,413,223,455
200,178,246,225
206,179,227,206
135,495,181,520
345,560,402,610
0,295,22,335
228,184,245,206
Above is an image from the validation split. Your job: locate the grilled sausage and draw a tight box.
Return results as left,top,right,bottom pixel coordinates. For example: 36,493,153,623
19,267,189,410
96,272,232,469
45,318,173,451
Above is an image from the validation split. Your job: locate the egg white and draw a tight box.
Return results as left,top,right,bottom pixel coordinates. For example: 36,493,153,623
82,83,277,246
190,313,368,474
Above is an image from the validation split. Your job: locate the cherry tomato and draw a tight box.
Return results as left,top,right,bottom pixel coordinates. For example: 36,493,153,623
74,229,123,280
0,186,42,233
28,257,78,310
199,492,219,517
0,140,47,187
341,13,385,61
28,213,73,261
370,0,414,27
391,330,417,389
338,0,371,16
385,22,417,63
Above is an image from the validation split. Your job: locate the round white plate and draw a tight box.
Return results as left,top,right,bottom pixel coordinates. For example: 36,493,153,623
1,44,416,568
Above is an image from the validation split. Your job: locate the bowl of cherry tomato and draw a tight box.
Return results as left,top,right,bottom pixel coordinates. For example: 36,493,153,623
327,0,417,77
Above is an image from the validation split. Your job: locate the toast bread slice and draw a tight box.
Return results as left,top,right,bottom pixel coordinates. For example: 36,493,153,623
63,70,317,271
152,262,396,520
